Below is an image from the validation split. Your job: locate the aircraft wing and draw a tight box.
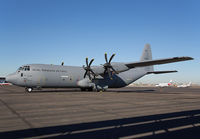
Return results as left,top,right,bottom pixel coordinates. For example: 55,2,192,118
147,70,177,74
126,57,193,68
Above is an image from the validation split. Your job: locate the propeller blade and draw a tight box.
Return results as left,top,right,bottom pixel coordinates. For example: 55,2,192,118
90,70,96,76
86,57,89,66
88,72,91,80
84,71,88,78
91,71,96,79
102,53,118,79
109,54,115,63
107,68,112,79
105,53,108,63
104,67,107,75
83,57,96,80
89,59,94,67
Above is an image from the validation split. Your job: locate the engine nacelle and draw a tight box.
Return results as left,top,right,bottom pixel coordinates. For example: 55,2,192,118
77,78,94,88
91,62,129,75
111,62,129,72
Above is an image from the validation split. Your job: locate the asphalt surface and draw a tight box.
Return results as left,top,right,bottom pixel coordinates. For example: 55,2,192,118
0,85,200,139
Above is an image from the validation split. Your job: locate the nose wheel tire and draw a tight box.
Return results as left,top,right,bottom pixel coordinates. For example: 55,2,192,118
25,87,33,93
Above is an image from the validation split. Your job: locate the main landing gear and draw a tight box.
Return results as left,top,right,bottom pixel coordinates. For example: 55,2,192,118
81,88,93,91
96,89,106,92
25,87,33,93
80,88,106,92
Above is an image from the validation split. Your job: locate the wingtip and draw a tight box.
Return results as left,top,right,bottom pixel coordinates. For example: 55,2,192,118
184,56,194,60
189,57,194,60
175,56,194,60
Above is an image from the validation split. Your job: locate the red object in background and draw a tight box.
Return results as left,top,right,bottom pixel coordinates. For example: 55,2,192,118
0,83,12,86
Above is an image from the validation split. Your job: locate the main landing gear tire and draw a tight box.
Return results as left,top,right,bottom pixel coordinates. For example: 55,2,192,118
81,88,93,92
25,87,33,93
81,88,86,91
88,88,93,91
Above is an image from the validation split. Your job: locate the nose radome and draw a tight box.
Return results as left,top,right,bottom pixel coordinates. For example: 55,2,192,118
5,75,10,83
6,74,15,84
6,73,19,86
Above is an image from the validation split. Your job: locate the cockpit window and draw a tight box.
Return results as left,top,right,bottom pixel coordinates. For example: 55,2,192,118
24,66,30,71
18,66,30,71
18,67,23,71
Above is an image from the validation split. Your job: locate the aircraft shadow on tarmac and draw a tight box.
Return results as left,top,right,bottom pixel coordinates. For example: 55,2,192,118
26,86,186,94
1,109,200,139
32,87,156,93
108,88,183,94
33,89,81,93
108,89,156,93
108,89,180,94
29,88,155,93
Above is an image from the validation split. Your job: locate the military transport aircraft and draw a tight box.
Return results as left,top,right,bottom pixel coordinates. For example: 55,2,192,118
5,44,193,92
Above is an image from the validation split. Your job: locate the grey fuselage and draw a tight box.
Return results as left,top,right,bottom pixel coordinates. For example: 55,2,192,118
6,64,148,89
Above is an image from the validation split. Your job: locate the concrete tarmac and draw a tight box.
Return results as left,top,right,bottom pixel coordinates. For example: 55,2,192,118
0,85,200,138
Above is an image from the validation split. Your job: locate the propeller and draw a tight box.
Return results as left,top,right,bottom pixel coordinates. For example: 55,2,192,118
103,53,118,79
83,57,96,80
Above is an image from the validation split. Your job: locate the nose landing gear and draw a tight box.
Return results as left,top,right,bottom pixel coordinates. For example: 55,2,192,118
25,87,33,93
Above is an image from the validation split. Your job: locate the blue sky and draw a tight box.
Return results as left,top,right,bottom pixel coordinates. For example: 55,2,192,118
0,0,199,84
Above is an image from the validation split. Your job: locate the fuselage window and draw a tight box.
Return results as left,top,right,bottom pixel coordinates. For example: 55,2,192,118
21,73,23,77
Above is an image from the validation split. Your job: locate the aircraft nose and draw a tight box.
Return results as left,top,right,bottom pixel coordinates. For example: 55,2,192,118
6,74,16,84
5,74,11,83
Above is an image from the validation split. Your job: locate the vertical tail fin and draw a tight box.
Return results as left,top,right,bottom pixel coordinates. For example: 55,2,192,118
141,44,154,72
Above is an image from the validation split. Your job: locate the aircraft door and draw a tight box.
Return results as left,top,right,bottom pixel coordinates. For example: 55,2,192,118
60,71,74,87
60,75,72,87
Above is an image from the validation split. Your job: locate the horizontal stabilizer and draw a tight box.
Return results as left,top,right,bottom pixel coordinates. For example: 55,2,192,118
147,70,177,74
126,57,193,68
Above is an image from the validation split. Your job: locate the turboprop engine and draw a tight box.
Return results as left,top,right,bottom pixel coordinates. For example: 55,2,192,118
83,53,129,80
